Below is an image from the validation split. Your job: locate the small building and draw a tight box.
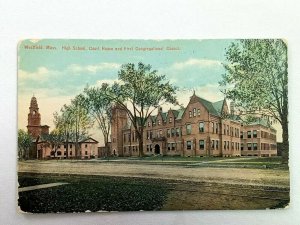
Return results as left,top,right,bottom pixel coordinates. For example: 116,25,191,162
37,137,99,159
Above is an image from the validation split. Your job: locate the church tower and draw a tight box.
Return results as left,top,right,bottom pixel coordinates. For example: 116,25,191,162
27,96,42,138
111,104,128,156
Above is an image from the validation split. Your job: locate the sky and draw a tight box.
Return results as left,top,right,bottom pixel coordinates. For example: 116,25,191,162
18,39,282,144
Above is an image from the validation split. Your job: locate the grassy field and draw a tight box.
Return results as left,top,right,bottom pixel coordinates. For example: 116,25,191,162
18,173,170,213
18,172,289,213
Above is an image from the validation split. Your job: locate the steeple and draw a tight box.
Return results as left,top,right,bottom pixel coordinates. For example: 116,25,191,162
27,96,41,138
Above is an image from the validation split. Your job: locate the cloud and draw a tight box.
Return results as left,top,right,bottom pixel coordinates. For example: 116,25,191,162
18,67,51,82
171,58,222,70
67,62,120,74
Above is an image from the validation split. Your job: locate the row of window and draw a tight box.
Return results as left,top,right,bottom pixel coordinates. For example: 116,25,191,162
53,150,89,156
124,146,139,153
55,144,89,149
189,108,201,118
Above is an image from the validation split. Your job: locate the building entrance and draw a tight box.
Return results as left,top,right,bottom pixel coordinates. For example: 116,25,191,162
154,144,160,154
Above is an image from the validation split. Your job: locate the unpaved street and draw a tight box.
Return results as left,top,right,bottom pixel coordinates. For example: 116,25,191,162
18,160,289,188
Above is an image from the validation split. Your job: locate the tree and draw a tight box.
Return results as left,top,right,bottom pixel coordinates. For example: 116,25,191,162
18,129,33,160
105,62,178,156
54,104,77,159
53,95,93,159
219,39,288,162
82,84,112,157
41,129,65,158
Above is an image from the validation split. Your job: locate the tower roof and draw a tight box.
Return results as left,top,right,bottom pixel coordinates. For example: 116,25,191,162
30,96,38,109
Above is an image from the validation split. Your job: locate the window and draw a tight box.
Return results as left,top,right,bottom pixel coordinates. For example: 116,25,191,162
64,144,66,149
171,128,175,137
158,119,161,125
150,131,153,139
211,140,215,150
123,134,126,142
172,143,176,150
223,124,226,134
216,140,219,150
212,123,215,133
224,141,226,150
85,151,88,155
70,151,72,155
70,144,72,148
168,143,171,151
189,111,192,118
215,123,218,134
148,122,151,127
186,124,192,135
253,143,258,150
199,122,204,132
253,130,257,138
197,109,201,116
85,144,88,148
187,141,192,150
227,141,229,150
167,129,171,138
230,127,233,136
124,147,127,153
227,125,229,135
240,131,243,138
235,142,237,150
247,143,252,150
132,131,135,141
237,129,240,137
57,151,61,156
193,108,196,117
241,143,243,151
150,145,153,152
176,128,180,137
199,140,205,150
247,131,251,138
231,142,234,150
169,116,172,123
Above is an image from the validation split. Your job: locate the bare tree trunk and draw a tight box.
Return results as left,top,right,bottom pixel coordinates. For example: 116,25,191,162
281,119,289,164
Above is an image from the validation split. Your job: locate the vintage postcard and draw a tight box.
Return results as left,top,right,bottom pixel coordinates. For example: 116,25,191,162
17,39,289,213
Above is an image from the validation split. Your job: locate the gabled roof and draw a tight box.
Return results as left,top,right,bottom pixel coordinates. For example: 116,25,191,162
247,118,276,130
161,112,168,122
175,108,185,120
212,100,224,116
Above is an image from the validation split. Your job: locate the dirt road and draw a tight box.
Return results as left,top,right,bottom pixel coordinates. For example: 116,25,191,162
18,160,289,188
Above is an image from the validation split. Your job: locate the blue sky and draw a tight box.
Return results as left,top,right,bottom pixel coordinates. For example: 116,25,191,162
18,39,240,141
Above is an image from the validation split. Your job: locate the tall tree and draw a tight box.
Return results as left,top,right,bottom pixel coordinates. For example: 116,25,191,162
18,129,33,160
53,104,74,159
105,62,178,156
83,84,112,157
220,39,288,162
53,95,93,159
69,94,93,158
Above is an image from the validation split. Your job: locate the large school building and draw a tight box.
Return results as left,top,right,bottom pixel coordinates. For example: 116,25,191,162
111,93,277,157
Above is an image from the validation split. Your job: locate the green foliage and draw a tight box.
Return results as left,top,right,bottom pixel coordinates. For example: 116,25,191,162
82,85,112,152
18,129,33,160
53,95,93,158
221,39,287,120
105,62,178,156
220,39,288,161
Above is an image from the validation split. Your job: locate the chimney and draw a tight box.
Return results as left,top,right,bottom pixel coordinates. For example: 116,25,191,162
230,101,235,115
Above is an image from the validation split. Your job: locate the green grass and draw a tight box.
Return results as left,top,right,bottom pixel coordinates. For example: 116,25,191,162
18,173,170,213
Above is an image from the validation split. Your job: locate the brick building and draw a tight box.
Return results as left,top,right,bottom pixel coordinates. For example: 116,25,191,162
111,93,277,157
26,96,99,159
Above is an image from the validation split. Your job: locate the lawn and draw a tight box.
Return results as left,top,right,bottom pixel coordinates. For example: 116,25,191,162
18,173,170,213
